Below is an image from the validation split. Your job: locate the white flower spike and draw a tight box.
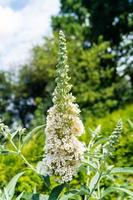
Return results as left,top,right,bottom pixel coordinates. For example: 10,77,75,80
38,30,85,183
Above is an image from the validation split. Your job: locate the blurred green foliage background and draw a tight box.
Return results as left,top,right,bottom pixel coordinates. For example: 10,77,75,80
0,0,133,196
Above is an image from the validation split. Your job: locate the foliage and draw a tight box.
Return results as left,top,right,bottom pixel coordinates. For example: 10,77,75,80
0,31,133,200
118,32,133,88
0,72,14,125
0,117,133,199
82,0,133,44
52,0,133,111
0,172,24,200
52,0,133,45
16,34,132,123
0,103,133,194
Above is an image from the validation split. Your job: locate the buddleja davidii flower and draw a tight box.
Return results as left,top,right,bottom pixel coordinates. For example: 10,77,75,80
53,31,75,111
43,104,84,182
38,31,85,183
103,119,123,157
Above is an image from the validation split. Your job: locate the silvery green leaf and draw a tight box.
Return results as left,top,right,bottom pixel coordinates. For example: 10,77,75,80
16,192,24,200
59,190,79,200
39,195,49,200
1,172,24,200
101,186,133,198
82,160,97,171
111,167,133,174
22,124,45,146
89,171,101,193
60,187,89,200
127,119,133,129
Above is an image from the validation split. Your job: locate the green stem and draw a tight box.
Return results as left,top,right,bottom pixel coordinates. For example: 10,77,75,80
10,139,36,172
20,154,37,172
10,139,18,151
87,172,102,200
97,179,101,199
84,176,89,200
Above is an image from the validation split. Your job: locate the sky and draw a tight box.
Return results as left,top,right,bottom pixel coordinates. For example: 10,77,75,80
0,0,60,71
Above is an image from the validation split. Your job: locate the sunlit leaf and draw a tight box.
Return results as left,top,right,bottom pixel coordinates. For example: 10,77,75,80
101,186,133,198
89,171,101,193
111,167,133,174
1,172,24,200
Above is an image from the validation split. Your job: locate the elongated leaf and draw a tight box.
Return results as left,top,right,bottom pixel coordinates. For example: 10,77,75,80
93,138,108,148
32,193,39,200
42,175,50,189
111,167,133,174
59,190,79,200
83,160,97,170
60,187,89,200
78,186,90,195
89,171,101,193
22,125,45,146
101,186,133,198
127,119,133,129
1,172,24,200
48,184,65,200
3,188,9,200
22,193,48,200
39,195,49,200
16,192,24,200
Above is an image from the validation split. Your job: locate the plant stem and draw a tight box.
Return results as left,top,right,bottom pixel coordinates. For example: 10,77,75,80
10,139,18,151
10,138,36,172
97,179,101,199
84,176,89,200
20,154,37,172
87,172,102,200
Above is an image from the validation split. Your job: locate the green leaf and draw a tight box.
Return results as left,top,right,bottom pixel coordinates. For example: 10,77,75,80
60,188,89,200
16,192,24,200
39,195,49,200
127,119,133,129
101,186,133,198
59,190,79,200
32,194,39,200
82,160,97,171
93,138,108,148
111,167,133,174
48,184,65,200
1,172,24,200
89,171,101,193
22,193,49,200
42,175,50,189
78,186,90,195
22,124,45,146
59,194,71,200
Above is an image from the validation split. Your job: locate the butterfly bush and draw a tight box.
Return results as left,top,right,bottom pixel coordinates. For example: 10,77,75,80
38,31,85,183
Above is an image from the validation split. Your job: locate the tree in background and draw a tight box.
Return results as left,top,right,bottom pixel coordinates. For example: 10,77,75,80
17,34,131,122
1,0,133,127
83,0,133,44
0,72,13,125
52,0,133,45
51,0,133,112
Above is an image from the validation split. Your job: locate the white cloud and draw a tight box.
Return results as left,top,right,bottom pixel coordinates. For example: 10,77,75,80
0,0,60,70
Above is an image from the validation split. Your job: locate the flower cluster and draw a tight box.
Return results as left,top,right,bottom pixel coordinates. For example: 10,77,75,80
38,31,85,183
103,119,123,157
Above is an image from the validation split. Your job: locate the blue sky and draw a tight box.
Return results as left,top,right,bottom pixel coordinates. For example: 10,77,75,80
0,0,60,70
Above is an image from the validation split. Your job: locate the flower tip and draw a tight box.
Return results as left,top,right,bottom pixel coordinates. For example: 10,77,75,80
59,30,65,38
59,30,64,35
